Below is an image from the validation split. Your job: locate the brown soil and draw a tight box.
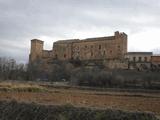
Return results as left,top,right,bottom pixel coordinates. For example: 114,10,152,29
0,87,160,115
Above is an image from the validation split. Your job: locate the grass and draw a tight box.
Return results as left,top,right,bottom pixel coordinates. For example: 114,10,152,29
0,81,48,92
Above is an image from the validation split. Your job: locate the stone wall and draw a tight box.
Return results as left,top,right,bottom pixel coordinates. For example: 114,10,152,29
42,50,53,58
52,31,127,61
151,56,160,64
29,31,128,69
30,39,44,63
104,59,128,69
53,40,77,60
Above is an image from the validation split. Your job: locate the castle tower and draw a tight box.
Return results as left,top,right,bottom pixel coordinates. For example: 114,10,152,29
29,39,44,63
114,31,128,59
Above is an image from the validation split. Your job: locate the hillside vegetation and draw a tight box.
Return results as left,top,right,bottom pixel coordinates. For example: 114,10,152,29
0,100,159,120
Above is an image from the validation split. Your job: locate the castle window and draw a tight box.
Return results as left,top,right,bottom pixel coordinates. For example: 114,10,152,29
91,45,93,48
99,45,101,49
144,57,147,62
103,51,105,55
55,54,58,58
91,52,93,56
64,54,66,58
85,45,87,48
133,57,136,62
118,45,120,49
110,50,112,53
139,57,142,62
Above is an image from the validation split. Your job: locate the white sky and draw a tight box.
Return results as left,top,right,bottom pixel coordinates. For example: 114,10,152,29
0,0,160,63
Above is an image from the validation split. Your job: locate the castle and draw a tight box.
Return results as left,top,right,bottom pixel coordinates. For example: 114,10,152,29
29,31,128,68
29,31,160,71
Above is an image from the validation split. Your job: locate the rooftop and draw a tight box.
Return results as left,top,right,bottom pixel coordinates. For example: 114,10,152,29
54,36,116,44
54,39,79,44
127,52,153,55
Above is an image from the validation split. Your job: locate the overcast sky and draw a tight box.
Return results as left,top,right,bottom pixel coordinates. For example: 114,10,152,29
0,0,160,63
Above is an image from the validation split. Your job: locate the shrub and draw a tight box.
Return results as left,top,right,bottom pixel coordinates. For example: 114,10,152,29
0,101,158,120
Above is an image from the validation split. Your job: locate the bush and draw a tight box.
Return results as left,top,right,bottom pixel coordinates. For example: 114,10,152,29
70,67,160,89
0,100,158,120
70,67,113,87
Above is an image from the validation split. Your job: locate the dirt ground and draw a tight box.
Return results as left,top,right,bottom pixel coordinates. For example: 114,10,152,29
0,81,160,115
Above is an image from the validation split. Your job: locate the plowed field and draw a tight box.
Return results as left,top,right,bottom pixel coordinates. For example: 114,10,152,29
0,81,160,115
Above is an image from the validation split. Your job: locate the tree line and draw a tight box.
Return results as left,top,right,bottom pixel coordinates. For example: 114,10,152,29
0,57,160,89
0,57,29,80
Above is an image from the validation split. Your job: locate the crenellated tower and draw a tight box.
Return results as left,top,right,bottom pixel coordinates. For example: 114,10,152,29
29,39,44,63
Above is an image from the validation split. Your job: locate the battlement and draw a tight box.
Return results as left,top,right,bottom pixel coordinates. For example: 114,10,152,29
54,31,125,44
54,39,79,44
31,39,44,44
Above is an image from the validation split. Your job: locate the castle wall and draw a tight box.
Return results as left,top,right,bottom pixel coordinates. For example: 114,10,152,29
71,32,127,60
29,31,128,69
114,32,127,59
104,59,128,69
72,38,116,60
53,42,73,60
42,50,53,59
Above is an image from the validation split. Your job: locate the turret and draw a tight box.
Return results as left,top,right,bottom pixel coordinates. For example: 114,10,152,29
115,31,120,37
115,31,127,39
29,39,44,63
114,31,128,59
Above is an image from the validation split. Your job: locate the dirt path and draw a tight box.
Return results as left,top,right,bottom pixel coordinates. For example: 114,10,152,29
0,88,160,115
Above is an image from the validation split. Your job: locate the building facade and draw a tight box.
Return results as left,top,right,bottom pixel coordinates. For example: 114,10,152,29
151,56,160,65
125,52,153,70
125,52,153,63
29,31,128,66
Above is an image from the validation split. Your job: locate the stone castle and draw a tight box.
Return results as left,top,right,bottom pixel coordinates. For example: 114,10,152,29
30,31,127,67
29,31,160,72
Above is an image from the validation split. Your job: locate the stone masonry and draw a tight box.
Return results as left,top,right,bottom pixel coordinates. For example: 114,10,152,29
29,31,127,66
